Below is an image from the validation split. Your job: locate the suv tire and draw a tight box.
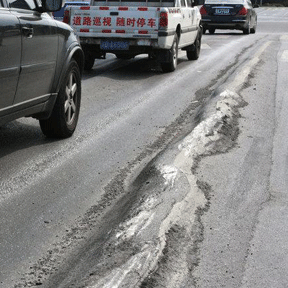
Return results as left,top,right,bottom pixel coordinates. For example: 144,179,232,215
40,59,81,138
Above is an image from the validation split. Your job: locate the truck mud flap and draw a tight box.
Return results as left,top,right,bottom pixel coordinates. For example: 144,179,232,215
156,49,172,63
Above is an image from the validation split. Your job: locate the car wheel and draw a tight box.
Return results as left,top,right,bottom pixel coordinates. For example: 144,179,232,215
187,30,201,60
250,19,257,34
161,33,178,73
84,52,95,70
40,59,81,138
209,28,215,34
243,20,250,34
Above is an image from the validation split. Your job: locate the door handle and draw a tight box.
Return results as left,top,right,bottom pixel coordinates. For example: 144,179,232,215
22,27,33,38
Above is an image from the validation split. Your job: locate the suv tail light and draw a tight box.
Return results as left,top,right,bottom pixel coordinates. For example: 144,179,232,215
63,10,70,24
237,6,248,15
200,6,208,15
159,12,168,28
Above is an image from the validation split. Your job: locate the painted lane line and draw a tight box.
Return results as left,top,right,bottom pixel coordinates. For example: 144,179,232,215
229,41,272,91
202,43,212,49
281,50,288,62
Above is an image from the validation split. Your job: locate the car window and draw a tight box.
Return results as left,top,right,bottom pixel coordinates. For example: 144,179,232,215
187,0,192,6
7,0,36,10
181,0,186,6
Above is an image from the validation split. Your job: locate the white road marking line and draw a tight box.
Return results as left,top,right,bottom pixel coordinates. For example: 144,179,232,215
281,50,288,62
202,43,211,49
281,35,288,40
214,35,230,39
229,41,272,90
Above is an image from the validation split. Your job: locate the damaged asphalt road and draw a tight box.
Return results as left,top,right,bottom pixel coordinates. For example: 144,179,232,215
1,10,288,288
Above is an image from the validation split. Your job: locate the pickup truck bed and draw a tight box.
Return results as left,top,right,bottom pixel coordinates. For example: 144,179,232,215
64,0,202,72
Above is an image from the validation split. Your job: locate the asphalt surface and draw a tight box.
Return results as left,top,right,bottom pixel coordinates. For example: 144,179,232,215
0,7,288,288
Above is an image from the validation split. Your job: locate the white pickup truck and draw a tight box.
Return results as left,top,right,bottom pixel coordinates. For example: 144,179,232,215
63,0,202,72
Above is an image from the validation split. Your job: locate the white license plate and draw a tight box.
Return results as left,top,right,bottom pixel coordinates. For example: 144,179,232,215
215,8,230,15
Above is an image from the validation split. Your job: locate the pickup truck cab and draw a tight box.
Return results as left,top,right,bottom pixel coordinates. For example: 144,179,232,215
0,0,84,138
53,1,89,21
64,0,202,72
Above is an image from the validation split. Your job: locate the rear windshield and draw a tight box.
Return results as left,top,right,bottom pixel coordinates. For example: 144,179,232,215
205,0,244,4
96,0,174,2
92,0,175,7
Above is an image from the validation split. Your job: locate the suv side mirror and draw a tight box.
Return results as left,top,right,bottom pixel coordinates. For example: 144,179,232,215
42,0,62,12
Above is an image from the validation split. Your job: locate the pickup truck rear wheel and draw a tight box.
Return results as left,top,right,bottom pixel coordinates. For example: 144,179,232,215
187,31,201,60
84,52,95,70
243,19,250,34
250,19,257,33
40,59,81,138
161,34,178,73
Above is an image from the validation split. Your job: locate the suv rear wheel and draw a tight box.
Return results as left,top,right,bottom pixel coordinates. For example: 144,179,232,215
40,59,81,138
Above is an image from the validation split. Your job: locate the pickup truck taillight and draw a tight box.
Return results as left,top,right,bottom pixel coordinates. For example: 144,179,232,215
159,12,168,28
63,10,70,24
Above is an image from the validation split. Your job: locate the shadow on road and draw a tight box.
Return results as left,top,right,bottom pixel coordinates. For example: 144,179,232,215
0,53,197,157
82,53,194,81
82,55,162,80
0,121,59,159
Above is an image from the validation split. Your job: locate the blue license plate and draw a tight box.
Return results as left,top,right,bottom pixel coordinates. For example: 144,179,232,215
100,40,129,50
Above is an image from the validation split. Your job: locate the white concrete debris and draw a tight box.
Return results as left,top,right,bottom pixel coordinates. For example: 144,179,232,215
116,210,156,241
91,89,242,288
88,90,243,288
159,165,178,186
86,41,274,288
179,90,241,158
158,89,242,191
89,245,158,288
115,195,158,241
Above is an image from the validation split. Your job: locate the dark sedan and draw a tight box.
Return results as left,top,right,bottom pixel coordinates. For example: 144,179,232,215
200,0,258,34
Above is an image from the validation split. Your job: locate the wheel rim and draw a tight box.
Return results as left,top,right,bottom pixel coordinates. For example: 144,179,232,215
197,38,201,54
172,38,178,68
65,71,78,125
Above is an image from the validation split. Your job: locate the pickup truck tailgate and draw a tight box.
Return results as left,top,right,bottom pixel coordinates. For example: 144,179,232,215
70,6,160,38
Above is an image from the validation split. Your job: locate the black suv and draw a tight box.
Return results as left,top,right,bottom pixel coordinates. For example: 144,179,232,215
0,0,84,138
